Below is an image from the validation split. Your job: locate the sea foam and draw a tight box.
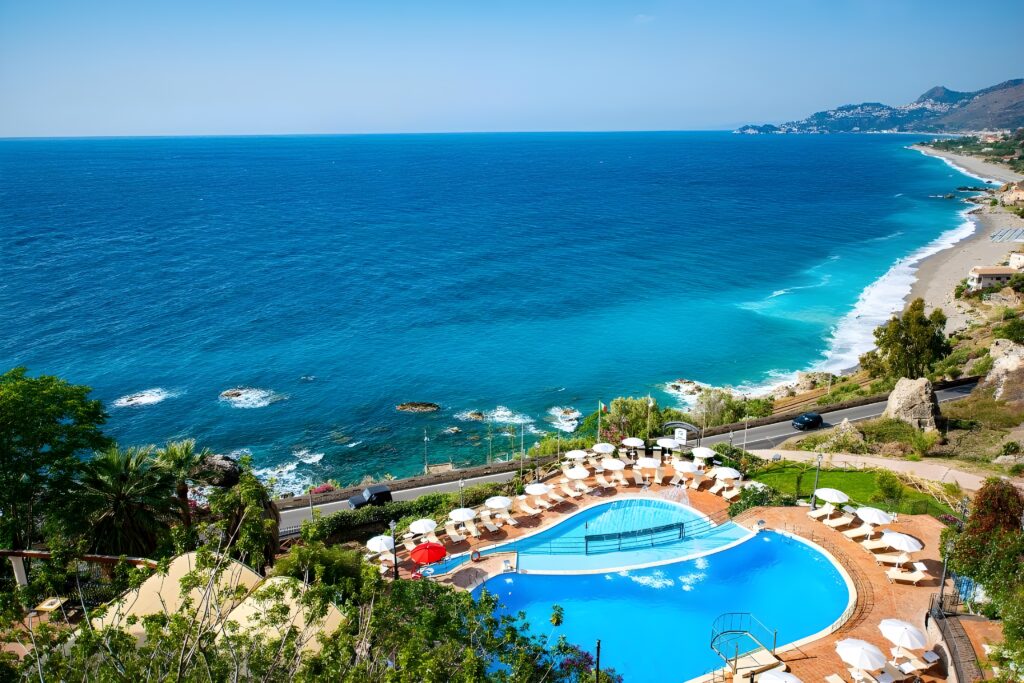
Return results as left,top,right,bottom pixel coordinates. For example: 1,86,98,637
219,387,286,408
113,388,176,408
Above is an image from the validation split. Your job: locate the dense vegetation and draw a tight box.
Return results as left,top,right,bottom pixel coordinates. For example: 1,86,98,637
927,128,1024,174
859,298,950,380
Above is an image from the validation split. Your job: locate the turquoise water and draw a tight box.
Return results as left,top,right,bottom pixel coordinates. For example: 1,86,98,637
476,531,850,681
0,133,985,490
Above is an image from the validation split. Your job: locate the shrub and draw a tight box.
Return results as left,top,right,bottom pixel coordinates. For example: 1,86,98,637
943,389,1024,429
872,471,905,509
859,418,918,445
1010,463,1024,476
727,484,796,516
994,318,1024,344
971,354,994,375
710,443,763,475
1002,441,1022,456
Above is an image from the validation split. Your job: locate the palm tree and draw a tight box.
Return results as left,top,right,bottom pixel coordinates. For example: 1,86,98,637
79,445,177,557
156,438,213,528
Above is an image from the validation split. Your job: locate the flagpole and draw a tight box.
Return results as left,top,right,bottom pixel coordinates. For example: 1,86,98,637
423,428,429,474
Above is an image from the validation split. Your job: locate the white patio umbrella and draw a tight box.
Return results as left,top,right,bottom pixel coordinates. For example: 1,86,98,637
674,460,698,473
565,466,590,480
524,483,550,496
366,535,394,553
836,639,887,672
656,438,680,451
485,496,513,510
565,449,589,460
409,519,437,535
622,437,645,448
691,446,716,460
882,531,924,553
448,508,476,522
601,458,626,471
878,619,927,657
635,457,661,469
814,488,850,504
592,442,616,454
711,466,742,480
759,671,803,683
856,507,893,527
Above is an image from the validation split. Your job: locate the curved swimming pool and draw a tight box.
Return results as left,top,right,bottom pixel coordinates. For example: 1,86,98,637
475,531,851,681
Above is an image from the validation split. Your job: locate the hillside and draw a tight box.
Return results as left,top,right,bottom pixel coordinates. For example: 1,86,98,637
736,78,1024,134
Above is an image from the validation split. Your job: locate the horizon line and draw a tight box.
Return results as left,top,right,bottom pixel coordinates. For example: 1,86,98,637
0,128,741,141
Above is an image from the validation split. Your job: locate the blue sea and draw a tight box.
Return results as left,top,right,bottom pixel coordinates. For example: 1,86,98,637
0,132,983,492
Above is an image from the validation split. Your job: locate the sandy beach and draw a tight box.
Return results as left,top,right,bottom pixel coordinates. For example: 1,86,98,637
906,145,1024,332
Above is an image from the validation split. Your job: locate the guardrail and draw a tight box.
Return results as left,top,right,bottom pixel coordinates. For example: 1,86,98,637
929,594,984,683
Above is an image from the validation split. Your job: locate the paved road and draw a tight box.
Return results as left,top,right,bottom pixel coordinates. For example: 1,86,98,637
279,380,977,535
700,381,976,451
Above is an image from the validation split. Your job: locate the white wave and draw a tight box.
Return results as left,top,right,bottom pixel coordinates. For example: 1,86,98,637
113,388,176,408
663,379,710,407
254,461,311,496
547,406,581,433
218,386,286,409
456,406,541,433
293,448,324,465
914,146,1001,185
816,207,977,374
765,274,832,299
347,440,363,448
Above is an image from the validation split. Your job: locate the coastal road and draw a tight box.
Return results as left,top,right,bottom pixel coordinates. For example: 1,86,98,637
278,380,977,535
700,381,977,451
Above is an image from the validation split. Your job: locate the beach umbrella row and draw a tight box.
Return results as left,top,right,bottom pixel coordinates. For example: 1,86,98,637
814,487,849,505
622,437,645,448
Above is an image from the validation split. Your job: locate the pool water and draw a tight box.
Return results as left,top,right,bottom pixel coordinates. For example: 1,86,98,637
475,531,850,682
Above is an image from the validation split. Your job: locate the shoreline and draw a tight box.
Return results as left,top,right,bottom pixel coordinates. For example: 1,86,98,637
905,146,1024,332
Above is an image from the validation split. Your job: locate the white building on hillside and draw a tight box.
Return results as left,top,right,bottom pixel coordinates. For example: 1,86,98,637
967,265,1017,291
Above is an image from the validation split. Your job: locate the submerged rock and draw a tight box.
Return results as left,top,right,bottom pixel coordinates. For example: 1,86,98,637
465,411,485,421
396,402,441,413
883,377,940,431
443,426,462,435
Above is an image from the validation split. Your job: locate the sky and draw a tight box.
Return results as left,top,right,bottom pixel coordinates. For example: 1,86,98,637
1,0,1021,137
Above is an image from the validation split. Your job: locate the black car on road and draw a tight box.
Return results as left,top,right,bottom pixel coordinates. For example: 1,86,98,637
791,412,824,431
347,484,393,510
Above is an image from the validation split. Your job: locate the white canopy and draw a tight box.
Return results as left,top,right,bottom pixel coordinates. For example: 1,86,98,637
656,438,680,450
408,519,437,535
622,437,645,448
711,466,742,480
814,487,850,504
601,458,626,471
882,531,924,553
564,449,589,460
485,496,513,510
855,507,893,527
691,446,716,460
448,508,476,522
674,460,698,474
366,535,394,553
635,457,661,469
565,466,590,480
878,619,927,652
836,638,886,671
759,672,803,683
592,442,616,454
524,483,550,496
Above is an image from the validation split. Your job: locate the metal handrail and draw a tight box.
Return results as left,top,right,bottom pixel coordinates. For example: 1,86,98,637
929,594,984,682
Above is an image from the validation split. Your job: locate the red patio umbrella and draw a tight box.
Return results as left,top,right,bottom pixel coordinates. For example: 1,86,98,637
409,542,447,565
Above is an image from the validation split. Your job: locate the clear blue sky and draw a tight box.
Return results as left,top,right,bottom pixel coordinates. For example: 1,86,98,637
1,0,1021,137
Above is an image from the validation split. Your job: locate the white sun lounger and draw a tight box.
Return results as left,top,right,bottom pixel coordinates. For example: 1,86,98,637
707,479,727,495
547,491,567,506
886,561,929,585
842,523,873,540
595,473,615,488
444,523,467,544
497,510,518,526
875,552,910,567
689,473,705,490
668,473,684,487
402,538,418,552
561,483,583,499
535,496,553,510
516,496,541,517
632,470,646,486
807,502,835,520
612,470,629,486
862,537,890,552
824,513,856,529
463,520,483,538
722,487,740,501
479,510,502,530
426,531,443,544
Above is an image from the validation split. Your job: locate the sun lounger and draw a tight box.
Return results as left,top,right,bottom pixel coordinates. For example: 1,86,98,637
886,561,929,585
403,538,418,552
875,552,910,567
574,480,592,494
632,470,646,486
825,675,847,683
478,516,500,534
516,496,541,517
848,666,881,683
707,479,726,495
463,520,483,538
595,473,614,488
426,531,442,543
617,448,634,463
479,509,502,528
612,470,629,486
899,650,938,673
880,663,909,682
807,503,835,520
650,468,665,485
535,496,553,509
723,486,740,501
842,523,873,540
547,491,567,506
561,483,583,499
669,473,684,487
497,511,518,526
689,473,705,490
824,513,856,529
862,537,890,552
444,523,467,544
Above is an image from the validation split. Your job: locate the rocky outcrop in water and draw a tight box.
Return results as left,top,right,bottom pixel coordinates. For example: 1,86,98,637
203,453,241,488
396,402,441,413
883,377,940,431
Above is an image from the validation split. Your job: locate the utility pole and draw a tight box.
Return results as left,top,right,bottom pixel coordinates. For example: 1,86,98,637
810,453,823,510
595,639,601,681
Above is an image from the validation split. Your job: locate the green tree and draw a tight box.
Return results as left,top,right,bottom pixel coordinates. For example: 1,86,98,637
605,396,663,440
860,298,950,379
871,471,905,510
156,438,213,529
208,458,280,571
78,445,178,557
0,367,110,550
995,318,1024,344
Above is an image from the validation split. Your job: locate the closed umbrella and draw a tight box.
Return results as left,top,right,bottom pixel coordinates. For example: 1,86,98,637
524,483,550,496
656,438,680,451
448,508,476,522
565,466,590,480
601,458,626,471
592,443,616,454
409,519,437,535
565,449,589,460
636,457,661,469
759,672,803,683
878,619,927,657
882,531,924,553
711,467,742,480
622,437,645,448
366,535,394,553
410,542,447,565
485,496,513,510
814,488,850,504
836,639,886,672
856,507,893,527
691,446,716,460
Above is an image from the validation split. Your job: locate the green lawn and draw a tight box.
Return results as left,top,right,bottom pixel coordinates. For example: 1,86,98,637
751,463,953,517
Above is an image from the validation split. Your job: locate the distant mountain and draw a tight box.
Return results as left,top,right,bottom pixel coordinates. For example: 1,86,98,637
735,79,1024,134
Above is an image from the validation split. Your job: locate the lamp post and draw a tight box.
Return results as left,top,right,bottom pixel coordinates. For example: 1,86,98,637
389,519,399,580
459,479,465,508
423,429,429,474
937,537,954,614
810,453,823,510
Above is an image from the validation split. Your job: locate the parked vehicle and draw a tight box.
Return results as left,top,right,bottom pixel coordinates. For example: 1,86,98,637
791,412,824,431
347,484,393,510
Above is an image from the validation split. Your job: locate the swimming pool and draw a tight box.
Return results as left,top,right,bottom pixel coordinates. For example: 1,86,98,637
475,531,851,682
